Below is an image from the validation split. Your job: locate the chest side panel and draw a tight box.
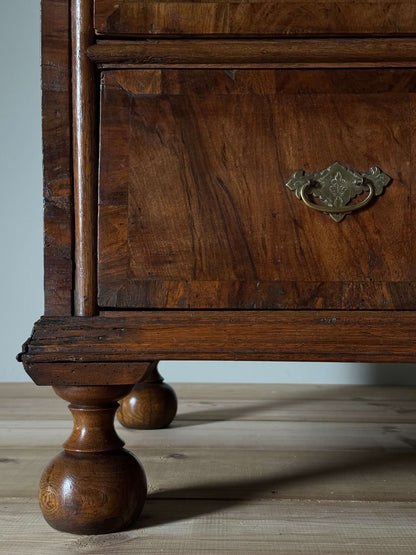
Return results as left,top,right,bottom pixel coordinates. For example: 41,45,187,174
42,0,73,316
98,69,416,309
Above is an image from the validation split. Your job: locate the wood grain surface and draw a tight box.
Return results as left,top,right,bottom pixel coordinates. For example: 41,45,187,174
117,363,178,429
88,38,416,69
2,383,416,552
94,0,416,37
19,312,416,365
98,68,415,310
37,385,147,534
72,0,99,316
42,0,73,316
30,1,416,540
23,361,152,386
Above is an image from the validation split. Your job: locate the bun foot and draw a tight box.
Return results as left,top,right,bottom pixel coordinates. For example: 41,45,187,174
118,363,178,429
39,385,147,535
40,449,146,535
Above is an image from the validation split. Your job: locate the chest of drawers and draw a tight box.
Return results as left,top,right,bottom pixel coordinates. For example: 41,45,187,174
19,0,416,534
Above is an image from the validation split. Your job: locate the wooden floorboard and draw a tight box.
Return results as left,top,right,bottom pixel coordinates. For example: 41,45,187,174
1,498,416,553
1,383,416,552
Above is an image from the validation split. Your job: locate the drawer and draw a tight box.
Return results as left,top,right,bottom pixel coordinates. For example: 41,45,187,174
94,0,416,37
98,68,416,310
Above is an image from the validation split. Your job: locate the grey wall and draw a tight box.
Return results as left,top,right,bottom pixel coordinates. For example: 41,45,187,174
1,0,43,382
1,0,415,384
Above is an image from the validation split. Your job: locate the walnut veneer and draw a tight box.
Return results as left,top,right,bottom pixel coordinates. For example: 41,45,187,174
19,0,416,535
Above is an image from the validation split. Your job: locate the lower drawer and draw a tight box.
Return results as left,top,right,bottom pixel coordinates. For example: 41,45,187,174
98,68,416,310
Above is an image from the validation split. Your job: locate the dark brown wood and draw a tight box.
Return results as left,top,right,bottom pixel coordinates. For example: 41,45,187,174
72,0,98,316
39,385,147,534
23,361,152,385
98,281,416,311
117,362,178,429
20,312,416,363
42,0,73,316
94,0,416,37
98,68,415,310
25,0,416,536
88,38,416,69
159,68,416,95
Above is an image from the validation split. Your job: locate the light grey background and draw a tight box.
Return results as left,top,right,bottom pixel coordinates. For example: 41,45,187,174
1,0,415,384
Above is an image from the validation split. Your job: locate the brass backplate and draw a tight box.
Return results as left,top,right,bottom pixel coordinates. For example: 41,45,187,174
286,162,391,222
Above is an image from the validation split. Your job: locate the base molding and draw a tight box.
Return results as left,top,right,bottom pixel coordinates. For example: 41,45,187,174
19,311,416,370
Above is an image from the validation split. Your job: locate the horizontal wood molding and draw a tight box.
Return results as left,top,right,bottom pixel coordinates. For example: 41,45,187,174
20,312,416,364
88,38,416,68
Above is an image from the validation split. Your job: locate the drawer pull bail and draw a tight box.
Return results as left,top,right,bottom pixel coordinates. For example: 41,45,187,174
285,162,391,222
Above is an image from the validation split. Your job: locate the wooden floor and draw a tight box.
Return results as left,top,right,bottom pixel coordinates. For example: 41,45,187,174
1,383,416,553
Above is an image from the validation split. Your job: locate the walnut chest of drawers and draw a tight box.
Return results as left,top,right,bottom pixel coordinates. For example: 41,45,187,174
19,0,416,535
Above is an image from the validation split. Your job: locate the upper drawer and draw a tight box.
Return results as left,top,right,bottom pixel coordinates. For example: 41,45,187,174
94,1,416,37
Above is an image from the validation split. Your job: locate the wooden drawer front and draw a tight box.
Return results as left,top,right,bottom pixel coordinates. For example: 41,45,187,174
94,1,416,37
98,69,416,310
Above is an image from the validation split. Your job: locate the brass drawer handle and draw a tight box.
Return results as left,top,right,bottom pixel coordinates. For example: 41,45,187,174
286,162,391,222
300,181,374,215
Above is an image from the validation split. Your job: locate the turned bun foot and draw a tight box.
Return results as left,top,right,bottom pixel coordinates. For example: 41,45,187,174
118,364,178,429
40,449,147,535
39,385,148,535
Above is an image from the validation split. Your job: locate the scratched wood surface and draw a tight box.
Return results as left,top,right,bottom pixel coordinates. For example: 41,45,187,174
98,68,415,310
1,383,416,552
94,0,416,37
42,0,73,316
88,38,416,68
21,312,416,363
